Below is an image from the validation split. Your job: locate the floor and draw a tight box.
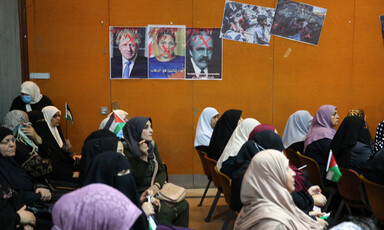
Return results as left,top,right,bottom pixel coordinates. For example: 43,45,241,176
185,188,236,230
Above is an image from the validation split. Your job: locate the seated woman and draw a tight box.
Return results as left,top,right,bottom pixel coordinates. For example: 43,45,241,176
194,107,219,153
0,127,51,205
83,151,157,230
364,148,384,186
79,130,122,186
282,110,313,153
234,149,327,230
304,105,339,178
3,110,52,181
330,116,372,174
122,117,189,227
207,109,242,160
34,106,77,181
99,109,130,129
52,184,141,230
231,130,326,214
217,118,260,178
10,81,53,112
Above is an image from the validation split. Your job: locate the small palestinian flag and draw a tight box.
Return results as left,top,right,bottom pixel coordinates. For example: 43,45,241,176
105,110,125,138
65,102,73,124
326,150,342,183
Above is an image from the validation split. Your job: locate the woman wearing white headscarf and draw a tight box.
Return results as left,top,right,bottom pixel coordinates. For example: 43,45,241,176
9,81,53,112
234,149,326,230
282,110,313,153
99,109,130,130
34,106,77,181
217,118,260,178
194,107,219,153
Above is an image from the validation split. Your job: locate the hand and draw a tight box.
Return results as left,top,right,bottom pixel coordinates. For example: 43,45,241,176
316,217,328,229
308,185,322,196
151,196,161,208
62,139,72,152
142,202,155,217
35,188,51,201
313,194,327,207
73,171,79,178
23,225,34,230
139,140,149,161
17,205,36,227
21,123,42,145
140,189,153,203
309,211,325,217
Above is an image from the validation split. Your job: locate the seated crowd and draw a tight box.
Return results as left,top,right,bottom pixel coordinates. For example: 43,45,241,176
1,81,382,229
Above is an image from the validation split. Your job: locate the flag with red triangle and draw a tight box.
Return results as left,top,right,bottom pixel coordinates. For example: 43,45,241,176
106,110,125,138
326,150,342,182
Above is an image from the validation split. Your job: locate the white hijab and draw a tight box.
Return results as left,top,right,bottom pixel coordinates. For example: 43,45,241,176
21,81,43,112
217,118,260,170
282,110,313,149
99,109,129,129
234,149,321,230
194,107,219,147
42,106,63,148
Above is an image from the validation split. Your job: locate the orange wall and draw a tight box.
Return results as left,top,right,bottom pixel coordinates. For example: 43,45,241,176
26,0,384,175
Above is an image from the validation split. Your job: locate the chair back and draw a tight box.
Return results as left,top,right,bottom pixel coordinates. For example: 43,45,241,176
337,167,365,208
296,151,324,188
360,175,384,224
284,149,302,168
196,149,212,180
215,166,232,205
204,155,222,190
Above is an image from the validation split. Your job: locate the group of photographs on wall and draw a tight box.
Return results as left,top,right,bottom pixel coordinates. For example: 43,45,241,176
109,0,329,79
110,26,222,80
220,0,327,46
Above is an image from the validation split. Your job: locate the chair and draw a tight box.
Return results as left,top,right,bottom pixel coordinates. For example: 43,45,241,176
196,149,212,206
284,149,302,168
204,155,223,222
334,168,367,221
360,175,384,224
296,151,338,212
215,166,236,230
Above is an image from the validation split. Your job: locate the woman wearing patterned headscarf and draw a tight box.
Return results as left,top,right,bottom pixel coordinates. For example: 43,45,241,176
52,184,141,230
234,150,325,230
122,116,189,227
304,105,339,178
371,120,384,159
3,110,51,179
9,81,53,112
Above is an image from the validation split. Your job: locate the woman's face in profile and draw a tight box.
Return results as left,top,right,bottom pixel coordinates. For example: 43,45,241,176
158,34,176,60
51,112,61,127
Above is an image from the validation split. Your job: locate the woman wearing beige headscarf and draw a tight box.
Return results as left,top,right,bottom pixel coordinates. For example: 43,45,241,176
234,149,326,230
10,81,53,112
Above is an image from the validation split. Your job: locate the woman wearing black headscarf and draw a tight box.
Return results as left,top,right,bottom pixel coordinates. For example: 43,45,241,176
122,117,189,227
364,148,384,185
0,127,51,206
207,109,242,160
83,151,151,230
330,116,373,174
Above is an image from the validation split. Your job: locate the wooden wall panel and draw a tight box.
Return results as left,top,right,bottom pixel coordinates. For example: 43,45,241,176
26,0,384,177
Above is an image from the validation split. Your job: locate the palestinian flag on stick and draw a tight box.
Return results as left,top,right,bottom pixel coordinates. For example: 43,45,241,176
65,102,73,124
105,110,125,138
326,150,342,182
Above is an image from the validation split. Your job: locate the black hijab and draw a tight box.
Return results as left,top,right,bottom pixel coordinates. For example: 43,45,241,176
79,136,119,186
0,127,34,191
83,151,148,230
26,111,44,127
230,130,284,212
207,109,242,160
83,129,116,146
330,116,372,167
122,117,153,160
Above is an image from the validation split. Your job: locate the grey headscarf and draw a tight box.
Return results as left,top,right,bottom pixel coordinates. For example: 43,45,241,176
3,110,29,135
